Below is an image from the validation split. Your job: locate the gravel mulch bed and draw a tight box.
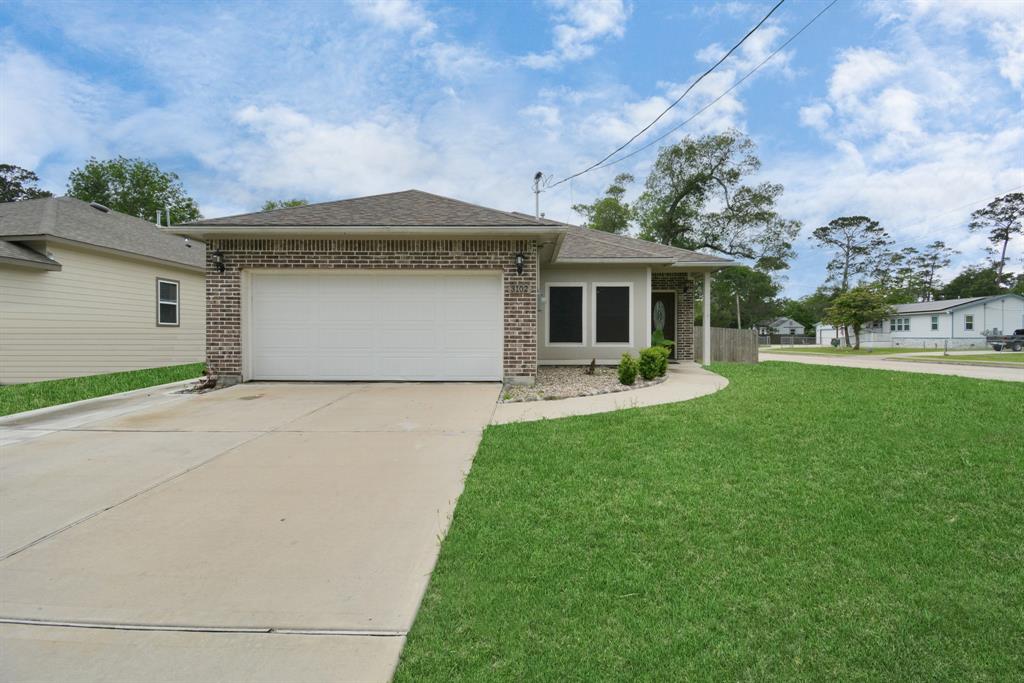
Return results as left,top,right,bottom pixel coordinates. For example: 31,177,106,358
501,365,666,402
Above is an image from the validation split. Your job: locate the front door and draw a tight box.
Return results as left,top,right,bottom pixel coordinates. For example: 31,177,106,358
651,292,676,359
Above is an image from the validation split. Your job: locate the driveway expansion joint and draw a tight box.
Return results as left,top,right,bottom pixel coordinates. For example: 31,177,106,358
0,617,407,637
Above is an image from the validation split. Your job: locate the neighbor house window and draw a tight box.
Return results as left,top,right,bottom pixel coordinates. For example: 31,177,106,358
931,315,939,331
965,314,974,331
546,284,584,345
892,317,910,332
157,278,179,326
593,283,632,345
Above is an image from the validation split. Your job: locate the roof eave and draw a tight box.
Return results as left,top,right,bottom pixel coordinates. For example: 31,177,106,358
0,255,62,271
164,224,567,239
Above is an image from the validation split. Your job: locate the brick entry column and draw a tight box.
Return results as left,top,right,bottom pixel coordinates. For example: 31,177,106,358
651,271,695,362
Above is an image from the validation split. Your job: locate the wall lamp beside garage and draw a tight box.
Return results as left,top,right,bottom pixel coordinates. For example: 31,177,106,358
212,250,225,273
515,252,525,275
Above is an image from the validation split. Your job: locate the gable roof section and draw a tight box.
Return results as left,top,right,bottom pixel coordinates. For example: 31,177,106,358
0,239,61,270
187,190,561,227
0,197,204,270
555,224,733,265
892,297,987,314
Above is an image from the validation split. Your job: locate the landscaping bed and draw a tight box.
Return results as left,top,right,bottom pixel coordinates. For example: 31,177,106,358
500,365,666,402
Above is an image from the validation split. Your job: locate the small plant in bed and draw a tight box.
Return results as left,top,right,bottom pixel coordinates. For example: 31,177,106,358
638,346,670,380
618,353,638,385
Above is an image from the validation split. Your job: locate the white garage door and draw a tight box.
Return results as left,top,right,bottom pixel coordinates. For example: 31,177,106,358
248,272,502,381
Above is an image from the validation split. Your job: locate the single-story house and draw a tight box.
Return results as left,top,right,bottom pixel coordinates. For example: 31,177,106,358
167,190,733,385
815,294,1024,348
0,197,205,384
755,316,805,336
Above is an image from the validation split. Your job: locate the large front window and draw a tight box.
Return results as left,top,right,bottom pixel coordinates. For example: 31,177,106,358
593,283,632,345
546,284,584,345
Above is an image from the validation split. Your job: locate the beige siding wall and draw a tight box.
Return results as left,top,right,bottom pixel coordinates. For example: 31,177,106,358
539,265,650,363
0,243,205,384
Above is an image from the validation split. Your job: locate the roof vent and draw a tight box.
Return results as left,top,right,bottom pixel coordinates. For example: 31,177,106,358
89,202,110,213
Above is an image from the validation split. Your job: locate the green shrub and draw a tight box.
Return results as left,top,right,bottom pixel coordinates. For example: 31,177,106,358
617,353,638,385
638,346,671,380
653,345,670,376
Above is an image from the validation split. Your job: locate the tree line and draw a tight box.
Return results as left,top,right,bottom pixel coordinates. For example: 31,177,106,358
570,130,1024,346
0,159,306,221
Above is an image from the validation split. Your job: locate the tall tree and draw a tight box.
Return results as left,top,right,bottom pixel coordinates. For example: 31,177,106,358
908,241,958,301
67,156,201,224
823,286,893,350
939,265,1008,299
262,198,309,211
634,130,800,271
0,164,53,202
697,265,780,328
969,192,1023,279
572,173,633,234
812,216,893,291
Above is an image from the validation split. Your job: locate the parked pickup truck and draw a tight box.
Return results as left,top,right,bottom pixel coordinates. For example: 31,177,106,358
987,329,1024,352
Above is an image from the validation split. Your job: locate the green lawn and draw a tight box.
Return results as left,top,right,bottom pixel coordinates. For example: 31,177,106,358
905,353,1024,364
396,362,1023,681
0,363,205,417
765,346,931,355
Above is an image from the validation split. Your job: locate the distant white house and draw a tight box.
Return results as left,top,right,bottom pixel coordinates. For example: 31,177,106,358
756,316,806,336
815,294,1024,349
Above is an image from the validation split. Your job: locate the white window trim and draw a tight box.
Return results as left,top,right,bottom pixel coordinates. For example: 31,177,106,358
545,282,586,347
591,281,634,347
965,314,974,331
156,278,180,327
931,315,939,331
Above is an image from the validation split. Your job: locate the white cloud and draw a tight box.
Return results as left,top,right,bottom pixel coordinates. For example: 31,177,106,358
521,0,630,69
351,0,436,38
799,102,832,130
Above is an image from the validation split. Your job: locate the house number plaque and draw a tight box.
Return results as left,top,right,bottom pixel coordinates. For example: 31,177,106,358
508,284,532,293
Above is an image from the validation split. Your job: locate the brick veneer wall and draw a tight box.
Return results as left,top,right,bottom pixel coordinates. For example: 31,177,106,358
651,272,695,362
205,238,538,383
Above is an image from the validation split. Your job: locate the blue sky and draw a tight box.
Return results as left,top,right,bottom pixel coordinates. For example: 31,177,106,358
2,0,1022,296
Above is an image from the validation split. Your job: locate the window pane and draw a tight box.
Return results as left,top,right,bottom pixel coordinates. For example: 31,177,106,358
159,281,178,302
548,287,583,343
159,303,178,325
595,286,630,343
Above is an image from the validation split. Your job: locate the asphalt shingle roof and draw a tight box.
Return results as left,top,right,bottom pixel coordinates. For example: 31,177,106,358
557,224,733,264
0,239,61,268
188,190,561,227
0,197,204,269
892,297,987,313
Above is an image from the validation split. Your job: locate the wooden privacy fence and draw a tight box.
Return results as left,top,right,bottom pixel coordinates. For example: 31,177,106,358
694,327,759,363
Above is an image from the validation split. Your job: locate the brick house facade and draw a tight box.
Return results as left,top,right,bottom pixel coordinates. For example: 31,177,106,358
652,271,696,362
206,238,539,383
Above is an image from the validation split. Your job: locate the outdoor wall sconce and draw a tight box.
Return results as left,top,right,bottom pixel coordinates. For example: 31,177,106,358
212,250,225,273
515,252,525,275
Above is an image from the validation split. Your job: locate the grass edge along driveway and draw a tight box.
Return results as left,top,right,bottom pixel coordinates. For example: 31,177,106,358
0,363,205,417
396,362,1023,681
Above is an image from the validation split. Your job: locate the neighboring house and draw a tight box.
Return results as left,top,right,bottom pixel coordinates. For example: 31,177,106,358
168,190,732,385
0,197,205,384
755,317,805,336
815,294,1024,348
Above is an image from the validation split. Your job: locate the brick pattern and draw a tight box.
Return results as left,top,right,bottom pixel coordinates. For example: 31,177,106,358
652,272,695,362
205,238,538,382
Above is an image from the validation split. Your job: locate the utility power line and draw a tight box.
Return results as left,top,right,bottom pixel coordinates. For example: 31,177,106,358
548,0,787,188
590,0,839,172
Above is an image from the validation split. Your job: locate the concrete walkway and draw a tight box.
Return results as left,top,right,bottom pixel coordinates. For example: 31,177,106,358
761,352,1024,382
491,363,728,424
1,381,500,682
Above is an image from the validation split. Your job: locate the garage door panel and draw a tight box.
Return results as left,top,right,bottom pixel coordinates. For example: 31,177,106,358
249,272,502,381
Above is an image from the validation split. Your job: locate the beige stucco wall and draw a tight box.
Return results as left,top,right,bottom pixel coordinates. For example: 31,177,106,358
0,242,205,384
538,265,650,363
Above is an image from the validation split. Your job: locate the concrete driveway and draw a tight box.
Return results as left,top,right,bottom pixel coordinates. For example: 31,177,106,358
760,351,1024,382
0,381,500,682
